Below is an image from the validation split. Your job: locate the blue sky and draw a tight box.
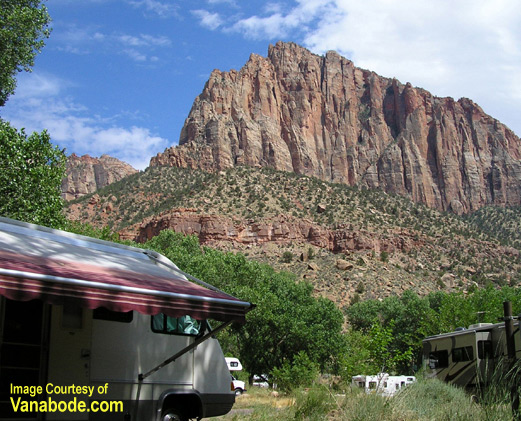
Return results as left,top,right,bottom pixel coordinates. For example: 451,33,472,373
2,0,521,170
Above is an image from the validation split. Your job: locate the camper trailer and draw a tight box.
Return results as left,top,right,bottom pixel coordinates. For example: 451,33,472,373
422,321,521,389
0,217,252,420
351,373,416,397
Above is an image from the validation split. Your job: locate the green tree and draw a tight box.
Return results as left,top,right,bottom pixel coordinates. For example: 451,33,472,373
0,120,66,227
0,0,51,106
144,230,345,378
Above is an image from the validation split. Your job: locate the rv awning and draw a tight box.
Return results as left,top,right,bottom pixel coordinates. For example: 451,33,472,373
0,217,251,323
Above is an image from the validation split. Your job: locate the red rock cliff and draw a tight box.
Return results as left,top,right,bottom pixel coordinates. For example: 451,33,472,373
62,154,137,200
150,41,521,213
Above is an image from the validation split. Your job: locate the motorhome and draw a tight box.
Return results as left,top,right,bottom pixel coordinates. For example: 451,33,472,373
225,358,242,372
422,321,521,389
224,358,246,396
351,373,416,397
0,217,252,420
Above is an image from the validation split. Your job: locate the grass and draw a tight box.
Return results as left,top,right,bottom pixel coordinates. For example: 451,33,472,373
215,378,514,420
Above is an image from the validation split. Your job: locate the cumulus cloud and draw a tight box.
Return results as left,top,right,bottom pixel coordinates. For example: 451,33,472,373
192,10,224,30
219,0,521,135
2,73,168,170
228,1,331,39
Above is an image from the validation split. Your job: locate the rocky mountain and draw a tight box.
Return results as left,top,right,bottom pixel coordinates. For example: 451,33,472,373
62,154,138,201
151,41,521,214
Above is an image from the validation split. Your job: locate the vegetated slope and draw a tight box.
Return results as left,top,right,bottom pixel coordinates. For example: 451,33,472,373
463,205,521,249
151,41,521,214
66,165,521,309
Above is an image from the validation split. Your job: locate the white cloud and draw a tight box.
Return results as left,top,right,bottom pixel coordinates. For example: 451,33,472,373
207,0,236,5
10,73,67,99
117,33,171,47
192,10,224,31
54,25,171,63
218,0,521,135
2,73,168,170
128,0,179,18
122,49,148,62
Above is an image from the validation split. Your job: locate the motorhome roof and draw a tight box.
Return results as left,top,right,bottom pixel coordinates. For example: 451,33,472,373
0,217,252,322
422,321,513,342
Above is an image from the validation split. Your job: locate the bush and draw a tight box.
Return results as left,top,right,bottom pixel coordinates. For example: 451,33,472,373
271,352,319,392
293,384,336,420
281,251,294,263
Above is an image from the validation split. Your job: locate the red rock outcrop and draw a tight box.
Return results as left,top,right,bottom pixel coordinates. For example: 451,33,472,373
150,42,521,213
62,154,138,200
131,209,422,254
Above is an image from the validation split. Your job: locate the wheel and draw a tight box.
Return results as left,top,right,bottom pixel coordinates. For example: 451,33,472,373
234,388,243,396
161,408,187,421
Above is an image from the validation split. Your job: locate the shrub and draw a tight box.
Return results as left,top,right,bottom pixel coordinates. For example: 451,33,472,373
293,384,336,420
271,351,319,392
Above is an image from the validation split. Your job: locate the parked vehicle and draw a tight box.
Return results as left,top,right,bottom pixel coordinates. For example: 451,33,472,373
252,375,270,389
225,357,243,372
230,376,246,396
225,358,246,395
351,373,416,397
422,321,520,389
0,217,252,420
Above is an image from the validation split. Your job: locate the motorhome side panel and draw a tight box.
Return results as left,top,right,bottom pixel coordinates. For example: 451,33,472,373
90,311,194,385
46,305,93,420
423,330,479,387
194,337,235,417
90,310,235,420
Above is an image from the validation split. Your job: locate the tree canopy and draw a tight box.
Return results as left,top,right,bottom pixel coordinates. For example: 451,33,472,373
0,0,51,106
0,120,65,227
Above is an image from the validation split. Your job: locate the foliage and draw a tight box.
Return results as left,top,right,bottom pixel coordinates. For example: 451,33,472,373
221,377,512,420
281,251,293,263
143,230,345,378
346,290,433,372
292,384,335,420
62,220,121,243
366,321,413,374
271,351,319,392
0,0,51,106
345,286,521,375
0,120,65,227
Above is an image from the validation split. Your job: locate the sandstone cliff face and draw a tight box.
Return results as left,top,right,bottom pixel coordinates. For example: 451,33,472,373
151,42,521,213
131,209,421,255
61,154,137,200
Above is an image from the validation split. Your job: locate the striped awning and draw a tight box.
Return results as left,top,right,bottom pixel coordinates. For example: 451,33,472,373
0,217,251,323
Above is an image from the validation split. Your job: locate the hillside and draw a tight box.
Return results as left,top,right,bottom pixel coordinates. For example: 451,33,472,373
66,165,521,309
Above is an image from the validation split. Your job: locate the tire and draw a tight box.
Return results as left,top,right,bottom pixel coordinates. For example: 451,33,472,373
234,388,243,396
161,408,187,421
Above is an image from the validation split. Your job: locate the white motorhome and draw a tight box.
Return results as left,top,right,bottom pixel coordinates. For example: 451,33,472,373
0,217,252,420
225,358,246,395
351,373,416,397
224,358,242,372
422,321,521,389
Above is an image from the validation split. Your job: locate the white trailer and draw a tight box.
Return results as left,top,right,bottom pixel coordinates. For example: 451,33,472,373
351,373,416,397
422,321,521,389
0,217,252,420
